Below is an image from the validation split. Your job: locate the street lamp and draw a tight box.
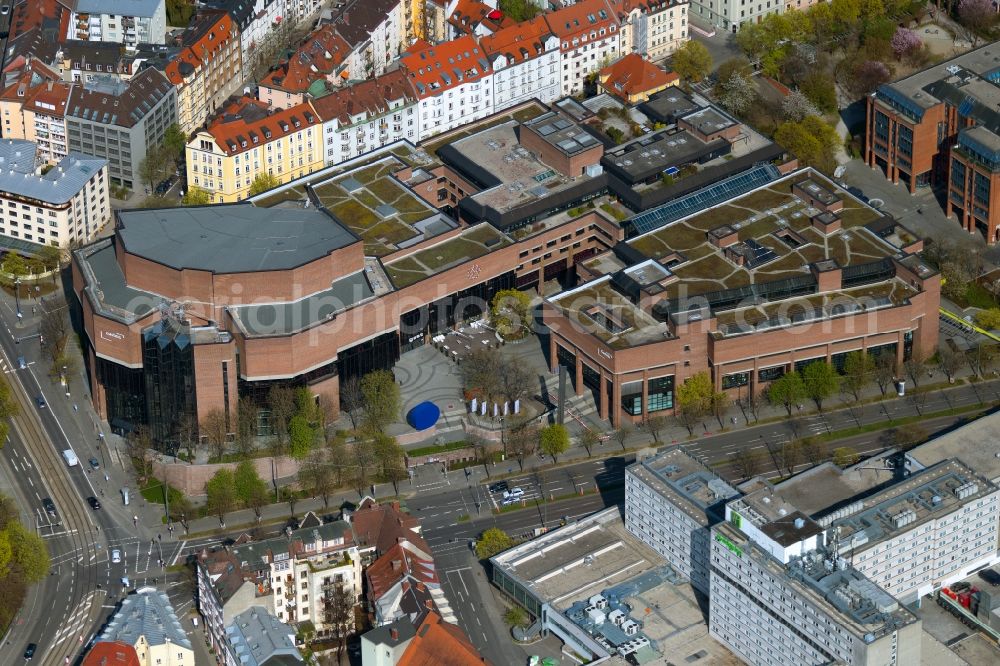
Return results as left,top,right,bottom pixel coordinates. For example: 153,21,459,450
14,276,21,319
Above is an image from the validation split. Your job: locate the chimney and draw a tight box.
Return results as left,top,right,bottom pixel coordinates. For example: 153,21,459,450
390,627,398,641
416,582,425,592
391,559,402,571
424,599,433,609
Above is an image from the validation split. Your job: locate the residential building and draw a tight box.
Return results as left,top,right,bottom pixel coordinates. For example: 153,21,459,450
186,97,322,202
690,0,782,33
258,24,351,109
202,0,259,81
311,70,419,166
81,641,141,666
347,499,425,563
366,539,455,626
625,448,739,592
223,607,304,666
0,66,74,164
198,548,274,656
480,16,561,109
421,0,449,43
710,482,922,665
94,587,194,666
400,36,495,140
231,519,362,629
396,611,487,665
446,0,507,39
163,10,243,134
361,617,417,666
618,0,689,62
598,52,679,103
322,0,406,81
545,0,623,96
65,68,177,189
5,0,70,68
0,140,109,248
65,0,168,46
864,44,1000,243
57,40,134,84
783,458,1000,603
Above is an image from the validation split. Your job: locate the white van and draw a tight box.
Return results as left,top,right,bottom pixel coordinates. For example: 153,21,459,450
121,487,130,505
62,449,79,467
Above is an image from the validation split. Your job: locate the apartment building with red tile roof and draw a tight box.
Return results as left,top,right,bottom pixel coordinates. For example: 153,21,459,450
617,0,689,62
258,24,352,110
310,69,419,164
163,9,243,134
81,641,142,666
480,15,561,107
397,611,489,666
447,0,507,37
366,539,459,626
599,52,678,103
347,498,425,560
0,59,74,163
544,0,624,95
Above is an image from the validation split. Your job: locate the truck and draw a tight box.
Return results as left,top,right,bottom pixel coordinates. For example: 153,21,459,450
62,449,78,467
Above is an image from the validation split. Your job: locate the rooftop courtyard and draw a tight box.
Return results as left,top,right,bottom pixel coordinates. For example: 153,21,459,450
383,223,512,288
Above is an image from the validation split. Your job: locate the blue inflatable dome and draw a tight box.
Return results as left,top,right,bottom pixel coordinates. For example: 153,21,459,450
407,401,441,430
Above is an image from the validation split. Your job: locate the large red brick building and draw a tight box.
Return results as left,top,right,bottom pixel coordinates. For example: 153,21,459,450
864,43,1000,242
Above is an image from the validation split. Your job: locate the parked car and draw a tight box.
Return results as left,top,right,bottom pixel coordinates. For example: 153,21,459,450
35,395,45,408
2,6,12,15
87,496,101,510
489,481,508,493
111,549,121,564
503,487,524,500
88,457,100,470
155,178,173,195
42,497,56,516
978,568,1000,587
23,643,36,659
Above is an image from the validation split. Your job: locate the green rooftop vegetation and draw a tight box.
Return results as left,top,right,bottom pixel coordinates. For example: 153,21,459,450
384,224,512,288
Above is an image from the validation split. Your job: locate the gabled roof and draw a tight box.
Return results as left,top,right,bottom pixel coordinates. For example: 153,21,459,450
164,10,236,85
479,15,554,66
309,70,417,126
366,541,437,601
203,98,320,156
99,587,192,650
600,53,678,98
396,612,488,666
447,0,508,36
66,68,173,128
544,0,618,42
226,607,304,665
323,0,401,50
400,36,492,98
259,24,351,95
348,499,423,555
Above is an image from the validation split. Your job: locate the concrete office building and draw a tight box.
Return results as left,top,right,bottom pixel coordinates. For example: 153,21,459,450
710,481,922,666
65,0,168,46
624,448,738,591
65,68,177,190
0,139,109,249
777,458,1000,604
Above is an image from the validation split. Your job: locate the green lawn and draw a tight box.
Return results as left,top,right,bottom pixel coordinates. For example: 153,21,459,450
729,186,793,213
367,219,417,245
418,238,485,271
330,199,379,230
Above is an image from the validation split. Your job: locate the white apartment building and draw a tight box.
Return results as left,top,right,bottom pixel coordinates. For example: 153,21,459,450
481,16,561,108
710,481,923,666
818,459,1000,603
0,140,109,248
312,70,419,166
400,36,495,141
66,0,168,46
546,0,624,96
690,0,782,34
620,0,689,62
326,0,406,81
624,449,738,592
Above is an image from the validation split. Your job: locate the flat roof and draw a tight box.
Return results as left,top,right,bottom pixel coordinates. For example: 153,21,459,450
229,270,374,337
75,240,157,324
627,448,738,527
639,88,700,123
117,204,357,273
774,455,905,517
908,414,1000,483
382,223,511,288
523,111,603,156
680,105,737,134
490,507,665,609
728,480,824,547
823,459,998,553
603,129,723,182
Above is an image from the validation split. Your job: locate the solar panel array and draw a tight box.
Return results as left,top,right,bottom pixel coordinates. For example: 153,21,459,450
628,164,780,236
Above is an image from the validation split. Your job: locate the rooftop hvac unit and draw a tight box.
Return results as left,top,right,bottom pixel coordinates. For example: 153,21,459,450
891,509,917,529
955,482,979,500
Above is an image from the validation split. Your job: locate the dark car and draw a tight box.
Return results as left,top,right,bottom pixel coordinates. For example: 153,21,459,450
35,395,46,408
42,498,56,516
23,643,36,659
87,496,101,510
155,179,173,195
846,186,869,203
489,481,508,493
88,457,100,470
978,568,1000,587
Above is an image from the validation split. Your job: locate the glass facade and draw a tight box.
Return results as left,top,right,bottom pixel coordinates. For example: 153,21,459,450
647,375,674,412
758,365,785,383
142,319,198,454
96,355,147,434
399,271,516,341
621,380,642,415
336,330,400,385
582,362,601,406
721,372,749,389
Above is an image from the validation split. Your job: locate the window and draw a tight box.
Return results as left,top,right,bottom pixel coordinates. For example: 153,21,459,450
722,372,749,389
647,375,674,412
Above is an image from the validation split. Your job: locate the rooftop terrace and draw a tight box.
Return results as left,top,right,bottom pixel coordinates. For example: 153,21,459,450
383,223,511,288
548,275,670,349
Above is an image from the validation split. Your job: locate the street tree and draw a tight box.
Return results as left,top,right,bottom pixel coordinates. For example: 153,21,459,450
205,468,236,527
801,436,827,466
872,352,897,397
579,428,601,457
182,186,211,205
832,446,860,467
937,344,963,383
340,376,365,430
475,527,514,559
781,440,803,476
138,145,168,192
842,350,873,401
234,398,258,459
611,423,632,450
733,447,762,480
539,424,570,463
891,424,928,450
234,460,268,521
299,448,334,507
802,361,839,411
162,124,187,160
168,494,193,530
373,433,408,493
676,371,713,420
126,426,155,481
903,356,926,389
39,298,70,363
672,40,713,83
360,370,400,435
201,408,228,461
288,415,314,459
507,420,538,470
267,385,297,450
248,173,281,196
710,390,731,429
644,413,670,442
469,435,494,476
768,371,806,416
353,439,376,493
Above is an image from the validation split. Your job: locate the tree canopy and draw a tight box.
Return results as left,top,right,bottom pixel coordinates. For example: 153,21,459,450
360,370,401,435
802,361,840,410
249,173,281,196
182,186,211,206
491,289,532,339
768,371,806,416
672,40,713,83
476,528,514,559
774,115,840,172
539,424,570,462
